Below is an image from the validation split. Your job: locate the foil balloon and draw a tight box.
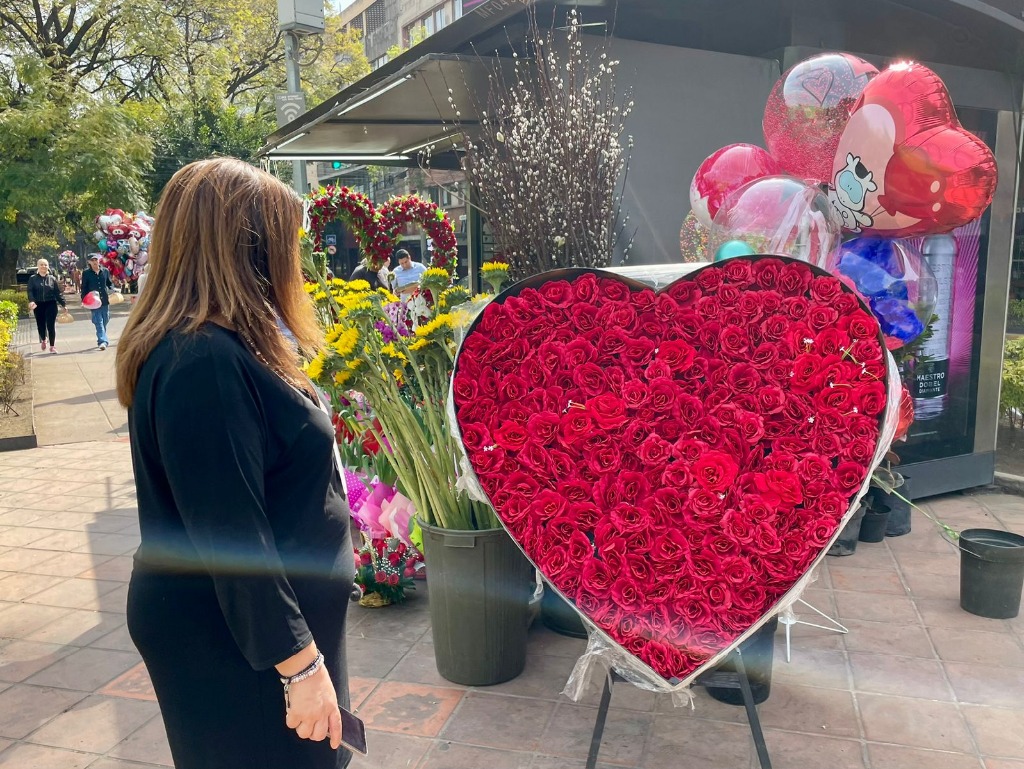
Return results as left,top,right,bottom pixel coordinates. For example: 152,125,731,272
708,175,842,265
820,237,937,349
764,53,878,184
895,386,914,442
689,144,780,228
829,61,997,238
82,291,102,310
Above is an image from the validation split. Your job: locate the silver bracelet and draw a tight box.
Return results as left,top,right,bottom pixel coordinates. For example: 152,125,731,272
280,651,324,709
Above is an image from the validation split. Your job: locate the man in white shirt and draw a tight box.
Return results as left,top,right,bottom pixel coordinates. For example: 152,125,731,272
392,250,426,296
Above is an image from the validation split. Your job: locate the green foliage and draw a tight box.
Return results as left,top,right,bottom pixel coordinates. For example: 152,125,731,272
0,352,25,416
1001,337,1024,430
1008,299,1024,327
0,291,29,318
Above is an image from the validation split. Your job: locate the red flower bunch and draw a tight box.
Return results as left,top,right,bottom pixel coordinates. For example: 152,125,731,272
306,187,458,278
353,536,420,604
453,259,887,682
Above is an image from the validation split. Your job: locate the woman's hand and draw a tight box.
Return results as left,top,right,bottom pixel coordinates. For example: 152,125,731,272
276,643,342,750
284,666,343,749
28,302,36,311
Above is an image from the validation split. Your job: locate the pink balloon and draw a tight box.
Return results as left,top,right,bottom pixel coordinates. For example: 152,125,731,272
83,291,102,310
763,53,878,183
689,144,780,228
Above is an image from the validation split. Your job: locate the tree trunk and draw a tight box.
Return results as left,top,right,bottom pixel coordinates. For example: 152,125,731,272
0,245,19,289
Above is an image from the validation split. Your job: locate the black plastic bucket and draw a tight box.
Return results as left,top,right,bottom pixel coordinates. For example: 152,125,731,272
828,504,866,557
541,586,588,638
959,528,1024,619
704,617,779,706
420,523,534,685
859,505,891,543
883,476,912,537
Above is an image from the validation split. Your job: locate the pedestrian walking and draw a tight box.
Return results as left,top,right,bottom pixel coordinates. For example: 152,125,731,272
391,249,426,296
81,254,114,350
115,157,355,769
27,258,67,354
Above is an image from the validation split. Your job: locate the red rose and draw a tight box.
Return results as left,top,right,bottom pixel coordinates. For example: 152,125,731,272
782,295,810,320
668,282,703,306
778,262,813,296
753,258,784,289
622,380,650,409
647,377,681,413
615,471,651,504
719,324,750,357
696,294,723,321
597,278,631,301
539,280,574,308
558,411,594,448
573,273,600,302
657,340,696,371
691,450,739,492
586,393,628,430
567,501,602,528
661,460,693,488
610,578,644,609
694,266,724,292
718,283,743,308
834,293,862,315
622,336,657,367
807,304,840,332
720,258,753,286
638,434,673,466
727,363,761,393
854,381,887,417
835,460,867,493
494,420,529,451
818,492,850,521
756,386,786,415
810,275,844,303
844,436,876,464
581,557,615,596
753,470,804,507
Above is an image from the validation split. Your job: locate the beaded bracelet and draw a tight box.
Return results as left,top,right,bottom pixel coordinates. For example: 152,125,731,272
280,651,324,709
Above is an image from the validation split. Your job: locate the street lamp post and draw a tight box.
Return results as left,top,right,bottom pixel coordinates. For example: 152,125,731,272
282,31,308,195
277,0,325,196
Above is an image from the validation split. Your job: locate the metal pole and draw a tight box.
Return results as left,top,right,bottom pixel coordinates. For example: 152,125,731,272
283,31,308,196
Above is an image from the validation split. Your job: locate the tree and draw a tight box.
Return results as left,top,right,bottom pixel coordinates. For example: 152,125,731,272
0,66,151,282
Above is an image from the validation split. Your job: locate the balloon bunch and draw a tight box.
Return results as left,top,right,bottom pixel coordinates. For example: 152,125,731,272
92,209,154,283
57,251,76,271
686,53,997,349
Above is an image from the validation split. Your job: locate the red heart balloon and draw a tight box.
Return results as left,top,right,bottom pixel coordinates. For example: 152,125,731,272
828,62,997,238
453,260,892,685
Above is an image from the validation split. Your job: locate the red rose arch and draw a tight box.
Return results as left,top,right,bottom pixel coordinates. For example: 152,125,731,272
452,257,895,686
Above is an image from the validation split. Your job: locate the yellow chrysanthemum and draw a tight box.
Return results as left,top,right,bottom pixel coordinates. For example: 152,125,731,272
380,343,409,365
415,313,454,340
304,283,319,294
408,338,431,352
377,288,399,304
305,354,325,382
422,267,450,281
346,358,365,371
331,327,360,358
346,279,371,292
481,261,509,276
333,370,352,386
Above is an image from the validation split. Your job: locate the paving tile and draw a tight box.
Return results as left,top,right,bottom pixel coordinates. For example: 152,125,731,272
899,568,960,600
77,556,133,582
984,760,1024,769
348,730,431,769
833,590,921,624
26,648,140,692
0,549,62,572
928,627,1024,667
527,625,589,659
99,663,156,702
867,743,982,768
27,694,159,753
0,742,95,769
772,648,851,691
828,565,908,595
856,693,972,752
441,692,556,751
349,676,380,711
357,681,463,738
85,759,166,769
0,640,76,683
0,684,87,738
0,527,54,547
0,603,68,638
944,661,1024,708
0,573,67,601
88,625,136,653
21,553,111,578
96,584,128,613
345,637,414,679
848,651,954,700
23,530,93,552
386,644,468,691
25,610,125,647
762,729,866,769
892,552,961,578
351,603,432,644
24,578,122,610
0,510,48,526
420,742,533,769
756,683,861,738
642,715,751,769
72,534,138,557
916,598,1019,633
842,618,937,659
484,651,578,700
961,705,1024,757
529,756,620,769
536,701,650,766
106,715,173,767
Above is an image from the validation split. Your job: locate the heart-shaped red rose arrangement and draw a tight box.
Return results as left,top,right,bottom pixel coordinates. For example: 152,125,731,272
453,257,891,685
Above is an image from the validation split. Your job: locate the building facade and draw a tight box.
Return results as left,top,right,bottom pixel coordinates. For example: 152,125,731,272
341,0,467,69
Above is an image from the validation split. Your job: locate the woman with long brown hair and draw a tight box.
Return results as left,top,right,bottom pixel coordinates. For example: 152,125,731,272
116,158,354,769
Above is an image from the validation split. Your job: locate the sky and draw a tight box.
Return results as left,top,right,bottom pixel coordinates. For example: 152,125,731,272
334,0,358,10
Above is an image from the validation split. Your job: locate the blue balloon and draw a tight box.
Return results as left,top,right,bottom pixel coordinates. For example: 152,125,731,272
98,238,107,251
714,239,756,262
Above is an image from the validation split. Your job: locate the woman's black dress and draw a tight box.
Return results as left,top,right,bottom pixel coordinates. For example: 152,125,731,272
126,324,354,769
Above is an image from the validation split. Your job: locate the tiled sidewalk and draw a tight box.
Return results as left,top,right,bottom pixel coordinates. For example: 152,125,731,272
1,441,1023,768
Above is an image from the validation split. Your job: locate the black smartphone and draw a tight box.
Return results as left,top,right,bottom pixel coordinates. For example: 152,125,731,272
339,706,368,755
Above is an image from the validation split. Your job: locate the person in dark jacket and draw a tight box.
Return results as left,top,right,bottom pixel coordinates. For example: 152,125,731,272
348,259,389,291
27,258,67,354
81,254,114,350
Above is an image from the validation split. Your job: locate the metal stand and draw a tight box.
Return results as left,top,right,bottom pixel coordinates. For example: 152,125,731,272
585,650,773,769
778,600,848,663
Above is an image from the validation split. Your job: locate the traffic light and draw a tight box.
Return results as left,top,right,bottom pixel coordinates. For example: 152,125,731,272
332,161,343,169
